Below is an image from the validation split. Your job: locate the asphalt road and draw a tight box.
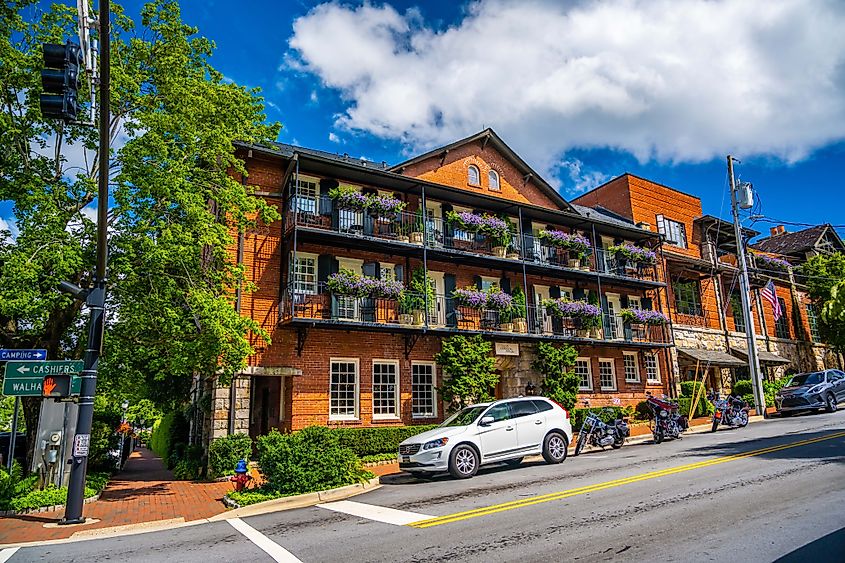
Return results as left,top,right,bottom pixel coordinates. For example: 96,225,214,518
7,410,845,563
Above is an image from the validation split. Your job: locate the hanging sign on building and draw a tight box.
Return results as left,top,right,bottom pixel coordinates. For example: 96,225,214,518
495,342,519,356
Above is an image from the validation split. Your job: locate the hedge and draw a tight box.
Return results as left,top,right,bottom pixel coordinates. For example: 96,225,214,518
732,379,754,397
680,380,708,399
150,412,174,461
329,425,438,457
571,406,634,430
677,397,714,418
208,433,253,478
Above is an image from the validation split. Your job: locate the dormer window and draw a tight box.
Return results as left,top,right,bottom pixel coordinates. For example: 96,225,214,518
467,164,480,186
488,170,500,192
656,214,687,249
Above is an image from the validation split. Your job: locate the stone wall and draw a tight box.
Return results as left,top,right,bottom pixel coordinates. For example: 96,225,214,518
209,376,251,441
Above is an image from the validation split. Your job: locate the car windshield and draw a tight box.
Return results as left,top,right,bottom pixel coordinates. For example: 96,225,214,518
787,372,824,386
440,406,487,427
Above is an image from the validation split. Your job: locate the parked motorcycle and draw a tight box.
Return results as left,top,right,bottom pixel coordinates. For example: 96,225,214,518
645,393,688,444
573,405,630,456
710,393,750,432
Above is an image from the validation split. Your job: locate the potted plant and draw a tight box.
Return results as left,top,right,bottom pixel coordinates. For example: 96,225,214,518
485,286,514,331
588,292,603,338
328,185,369,211
483,216,513,258
326,268,374,298
538,230,592,269
620,308,669,326
407,265,434,325
511,286,528,333
409,208,425,245
367,193,407,219
753,253,790,272
607,243,657,274
543,298,601,337
452,287,488,309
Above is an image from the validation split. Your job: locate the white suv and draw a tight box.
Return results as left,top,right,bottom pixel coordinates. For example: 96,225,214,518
398,397,572,479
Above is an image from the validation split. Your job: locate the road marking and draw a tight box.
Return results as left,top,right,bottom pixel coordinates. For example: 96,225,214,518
410,430,845,528
317,500,434,526
0,548,19,563
227,518,302,562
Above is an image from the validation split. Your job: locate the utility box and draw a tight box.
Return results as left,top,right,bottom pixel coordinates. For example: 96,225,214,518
32,400,78,488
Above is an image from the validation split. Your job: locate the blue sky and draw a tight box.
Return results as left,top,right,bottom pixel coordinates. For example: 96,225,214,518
7,0,845,242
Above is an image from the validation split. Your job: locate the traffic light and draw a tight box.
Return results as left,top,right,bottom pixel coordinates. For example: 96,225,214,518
43,374,72,398
40,41,84,121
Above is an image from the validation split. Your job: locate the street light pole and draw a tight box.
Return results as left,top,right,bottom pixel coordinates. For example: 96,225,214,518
61,0,109,525
727,156,766,417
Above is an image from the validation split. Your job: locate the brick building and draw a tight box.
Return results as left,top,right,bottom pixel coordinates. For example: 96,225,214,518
205,130,676,441
573,174,842,395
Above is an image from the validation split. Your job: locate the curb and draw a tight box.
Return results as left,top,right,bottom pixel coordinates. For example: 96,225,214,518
0,493,101,518
208,477,381,521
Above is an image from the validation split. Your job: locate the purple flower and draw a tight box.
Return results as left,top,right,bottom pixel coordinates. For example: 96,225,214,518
608,243,657,265
543,299,601,319
754,254,790,271
452,287,488,309
369,195,407,216
620,308,668,325
538,230,592,254
485,289,513,311
335,191,369,210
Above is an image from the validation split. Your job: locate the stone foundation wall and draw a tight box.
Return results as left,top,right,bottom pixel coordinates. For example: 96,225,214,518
210,376,251,441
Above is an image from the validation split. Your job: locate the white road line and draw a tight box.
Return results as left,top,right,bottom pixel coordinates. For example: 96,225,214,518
227,518,302,563
0,548,19,563
317,500,434,526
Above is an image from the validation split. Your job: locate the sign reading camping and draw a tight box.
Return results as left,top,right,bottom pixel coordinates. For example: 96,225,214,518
2,361,84,397
0,349,47,361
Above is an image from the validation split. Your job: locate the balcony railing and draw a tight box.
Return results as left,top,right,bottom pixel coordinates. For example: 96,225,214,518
285,196,659,283
671,303,713,328
280,285,670,344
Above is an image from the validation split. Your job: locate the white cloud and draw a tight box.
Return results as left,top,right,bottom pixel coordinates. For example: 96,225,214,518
288,0,845,185
328,132,341,143
557,159,610,196
0,216,18,243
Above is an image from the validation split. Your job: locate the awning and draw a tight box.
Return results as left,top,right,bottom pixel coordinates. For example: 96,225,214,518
730,347,792,366
677,348,747,368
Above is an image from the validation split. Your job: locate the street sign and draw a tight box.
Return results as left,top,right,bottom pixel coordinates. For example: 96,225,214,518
3,361,84,397
0,349,47,361
43,375,72,398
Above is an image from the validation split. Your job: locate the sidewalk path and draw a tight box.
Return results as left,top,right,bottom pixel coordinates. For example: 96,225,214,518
0,447,231,545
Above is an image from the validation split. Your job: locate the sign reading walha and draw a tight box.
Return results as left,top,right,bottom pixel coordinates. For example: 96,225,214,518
2,361,84,397
495,342,520,356
0,349,47,361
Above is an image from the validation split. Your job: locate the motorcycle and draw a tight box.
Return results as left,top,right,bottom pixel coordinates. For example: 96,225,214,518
645,393,688,444
710,393,750,432
573,405,630,456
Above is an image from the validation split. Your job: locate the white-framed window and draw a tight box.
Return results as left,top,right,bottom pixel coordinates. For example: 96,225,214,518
599,358,617,390
379,263,395,283
330,358,359,420
488,170,500,191
372,360,399,420
467,164,480,186
656,214,687,249
560,287,573,301
412,361,437,418
623,352,640,383
480,276,499,291
291,252,317,294
336,258,362,320
291,176,318,213
628,296,641,310
575,357,592,391
644,353,661,383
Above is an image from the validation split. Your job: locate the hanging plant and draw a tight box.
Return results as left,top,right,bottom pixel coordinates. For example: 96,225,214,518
620,308,669,325
446,210,486,232
608,243,657,265
485,286,513,311
368,194,407,217
372,279,404,300
328,185,369,210
452,287,488,309
753,253,790,272
538,230,591,256
326,269,374,297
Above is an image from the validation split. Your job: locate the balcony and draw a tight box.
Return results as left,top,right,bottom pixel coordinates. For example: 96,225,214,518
279,285,671,346
671,303,714,328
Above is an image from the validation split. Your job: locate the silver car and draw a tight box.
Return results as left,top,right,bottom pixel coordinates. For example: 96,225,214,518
775,369,845,415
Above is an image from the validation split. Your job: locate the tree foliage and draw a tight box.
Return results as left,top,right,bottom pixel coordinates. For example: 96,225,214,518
0,0,280,436
799,252,845,352
532,341,580,411
435,335,498,411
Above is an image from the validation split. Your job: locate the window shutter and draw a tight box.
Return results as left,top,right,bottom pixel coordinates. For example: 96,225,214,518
499,276,511,294
393,264,404,284
473,275,483,289
572,288,585,302
445,273,457,327
600,294,611,336
656,214,666,237
549,286,561,299
441,203,454,240
317,254,337,285
621,295,629,309
319,179,337,216
362,261,379,279
641,297,653,310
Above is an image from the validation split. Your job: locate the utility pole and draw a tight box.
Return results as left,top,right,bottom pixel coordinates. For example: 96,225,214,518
61,0,109,525
727,156,766,417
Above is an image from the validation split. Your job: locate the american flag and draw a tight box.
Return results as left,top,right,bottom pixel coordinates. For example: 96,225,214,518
761,280,782,321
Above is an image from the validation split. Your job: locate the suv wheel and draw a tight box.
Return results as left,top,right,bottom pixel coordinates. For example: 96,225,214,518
825,393,838,413
448,444,479,479
542,432,568,464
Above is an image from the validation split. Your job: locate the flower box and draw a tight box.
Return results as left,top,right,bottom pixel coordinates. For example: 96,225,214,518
608,243,657,266
620,308,669,326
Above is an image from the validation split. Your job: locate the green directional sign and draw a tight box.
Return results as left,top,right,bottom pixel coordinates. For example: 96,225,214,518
2,361,84,397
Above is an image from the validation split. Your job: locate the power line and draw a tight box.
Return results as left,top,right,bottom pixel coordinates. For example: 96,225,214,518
750,216,845,229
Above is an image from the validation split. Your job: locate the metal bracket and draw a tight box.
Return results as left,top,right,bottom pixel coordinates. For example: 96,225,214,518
296,326,308,357
404,333,421,359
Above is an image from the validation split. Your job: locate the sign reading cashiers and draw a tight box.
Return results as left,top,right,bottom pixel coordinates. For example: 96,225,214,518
2,361,84,397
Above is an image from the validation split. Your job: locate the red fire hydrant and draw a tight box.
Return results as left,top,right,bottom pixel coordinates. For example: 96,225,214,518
230,459,252,492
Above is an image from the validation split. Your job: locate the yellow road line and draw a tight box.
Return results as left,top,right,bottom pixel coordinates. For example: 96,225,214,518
409,430,845,528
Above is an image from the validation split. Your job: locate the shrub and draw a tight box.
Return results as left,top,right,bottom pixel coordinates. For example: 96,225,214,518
360,453,399,464
436,335,498,411
634,400,652,420
208,433,254,478
763,376,791,407
257,427,372,496
171,445,205,480
330,426,438,457
678,397,714,418
150,412,174,461
680,381,708,399
531,342,579,411
571,406,632,430
732,379,754,397
10,485,97,511
227,489,281,506
0,462,36,510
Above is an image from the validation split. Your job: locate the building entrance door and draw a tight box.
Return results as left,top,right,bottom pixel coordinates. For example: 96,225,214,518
249,376,282,439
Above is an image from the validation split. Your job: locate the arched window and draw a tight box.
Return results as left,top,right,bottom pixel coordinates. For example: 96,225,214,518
467,164,480,186
488,170,500,191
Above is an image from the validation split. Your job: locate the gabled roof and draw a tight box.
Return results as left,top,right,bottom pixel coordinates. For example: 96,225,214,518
751,224,843,256
388,128,575,213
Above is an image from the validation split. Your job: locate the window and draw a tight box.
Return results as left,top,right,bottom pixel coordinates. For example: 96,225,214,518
775,297,790,338
628,297,641,310
467,165,480,186
488,170,500,191
509,400,538,418
480,276,499,291
485,403,511,422
411,362,437,418
379,264,395,283
731,292,746,332
291,177,318,213
644,353,661,383
656,215,687,248
330,359,359,420
372,360,399,419
623,352,640,383
531,399,554,413
807,304,820,342
673,280,702,316
575,358,592,390
291,253,317,294
599,358,616,390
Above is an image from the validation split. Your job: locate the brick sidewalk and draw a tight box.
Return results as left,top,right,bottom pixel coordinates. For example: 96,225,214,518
0,447,232,545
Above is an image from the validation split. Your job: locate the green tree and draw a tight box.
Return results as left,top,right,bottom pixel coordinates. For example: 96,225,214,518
531,342,580,411
435,335,498,411
0,0,280,461
799,253,845,353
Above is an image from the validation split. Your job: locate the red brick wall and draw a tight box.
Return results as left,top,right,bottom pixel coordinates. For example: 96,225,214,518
571,176,633,220
399,141,561,209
